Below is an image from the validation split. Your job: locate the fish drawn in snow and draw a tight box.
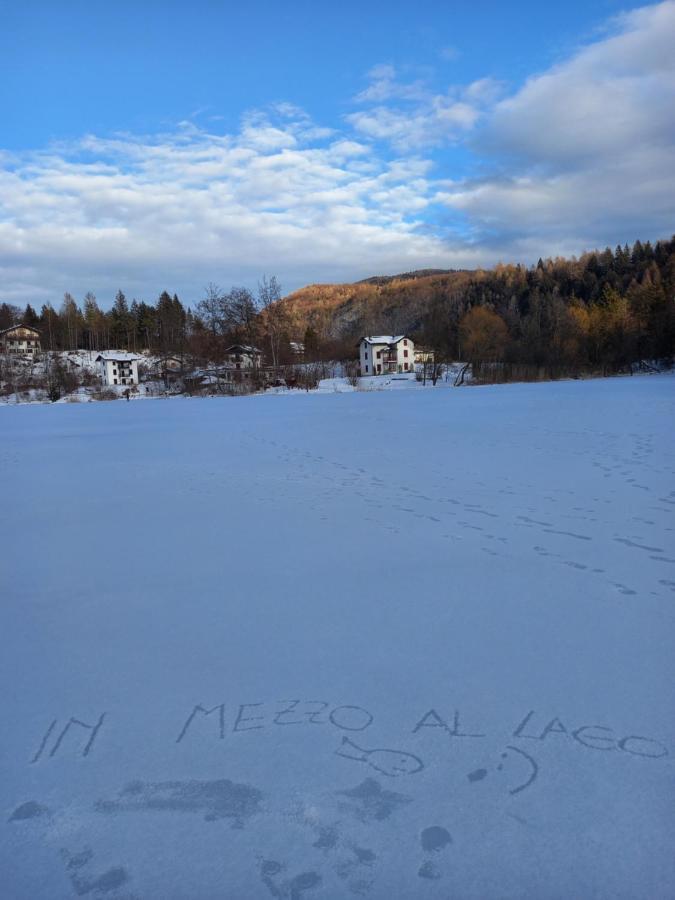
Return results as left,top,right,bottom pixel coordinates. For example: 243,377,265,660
335,736,425,776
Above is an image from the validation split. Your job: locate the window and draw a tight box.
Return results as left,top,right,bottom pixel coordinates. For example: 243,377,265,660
114,378,118,384
404,362,408,370
404,350,408,357
404,339,408,346
365,364,369,373
377,351,381,358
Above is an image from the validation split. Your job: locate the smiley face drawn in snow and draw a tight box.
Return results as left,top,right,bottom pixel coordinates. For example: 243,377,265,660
467,745,539,795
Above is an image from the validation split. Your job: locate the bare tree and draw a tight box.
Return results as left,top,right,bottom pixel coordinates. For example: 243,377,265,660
61,292,84,351
197,283,226,337
227,287,261,350
421,352,445,386
345,360,360,386
258,275,287,373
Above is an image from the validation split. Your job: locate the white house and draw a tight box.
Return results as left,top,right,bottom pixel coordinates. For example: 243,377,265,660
96,352,142,386
223,344,263,370
0,324,41,355
358,335,414,376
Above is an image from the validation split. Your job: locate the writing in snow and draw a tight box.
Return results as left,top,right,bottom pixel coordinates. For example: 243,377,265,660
29,700,669,768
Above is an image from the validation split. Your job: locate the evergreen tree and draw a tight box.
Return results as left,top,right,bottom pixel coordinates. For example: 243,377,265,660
0,303,18,330
303,326,320,360
23,304,40,327
111,290,132,348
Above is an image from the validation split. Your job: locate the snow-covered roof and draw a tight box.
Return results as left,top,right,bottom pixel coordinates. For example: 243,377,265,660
0,323,41,335
361,335,407,345
96,352,144,362
224,344,262,354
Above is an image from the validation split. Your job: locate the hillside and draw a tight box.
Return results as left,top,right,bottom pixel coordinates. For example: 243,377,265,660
357,268,463,286
280,270,480,341
279,238,675,378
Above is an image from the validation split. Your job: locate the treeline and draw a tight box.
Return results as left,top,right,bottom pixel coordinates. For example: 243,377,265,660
0,276,302,366
417,237,675,379
2,237,674,381
0,290,192,356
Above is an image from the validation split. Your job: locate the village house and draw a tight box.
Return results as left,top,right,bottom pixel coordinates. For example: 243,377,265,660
358,335,415,375
161,355,183,371
96,352,143,386
414,346,435,365
0,324,42,355
184,364,246,393
154,355,184,381
223,344,263,370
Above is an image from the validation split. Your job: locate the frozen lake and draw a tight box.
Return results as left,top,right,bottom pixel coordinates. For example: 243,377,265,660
1,375,674,899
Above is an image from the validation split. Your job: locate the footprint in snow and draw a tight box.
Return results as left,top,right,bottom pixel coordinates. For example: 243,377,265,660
259,859,322,900
417,826,452,880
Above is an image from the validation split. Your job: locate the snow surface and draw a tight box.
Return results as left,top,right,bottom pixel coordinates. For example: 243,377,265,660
1,375,674,899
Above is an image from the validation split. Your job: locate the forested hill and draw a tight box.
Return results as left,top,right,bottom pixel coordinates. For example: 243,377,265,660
283,237,675,375
357,268,462,286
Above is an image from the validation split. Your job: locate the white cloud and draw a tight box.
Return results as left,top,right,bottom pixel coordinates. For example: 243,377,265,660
0,113,467,304
355,64,428,103
462,78,503,105
349,66,497,150
438,0,675,253
483,1,675,166
347,98,480,151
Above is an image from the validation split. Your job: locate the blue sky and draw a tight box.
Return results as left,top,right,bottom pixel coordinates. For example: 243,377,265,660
1,0,674,306
1,1,619,149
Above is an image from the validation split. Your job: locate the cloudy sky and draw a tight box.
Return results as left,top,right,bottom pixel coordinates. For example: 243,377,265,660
1,0,674,307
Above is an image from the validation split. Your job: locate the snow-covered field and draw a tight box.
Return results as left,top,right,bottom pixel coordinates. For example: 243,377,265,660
1,375,674,899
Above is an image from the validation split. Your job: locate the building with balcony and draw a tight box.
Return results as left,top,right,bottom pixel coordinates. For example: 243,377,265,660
96,352,143,386
0,324,41,355
358,335,415,376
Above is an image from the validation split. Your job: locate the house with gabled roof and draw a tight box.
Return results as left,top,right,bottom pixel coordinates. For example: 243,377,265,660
223,344,263,370
0,324,41,355
358,335,414,376
96,352,143,386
